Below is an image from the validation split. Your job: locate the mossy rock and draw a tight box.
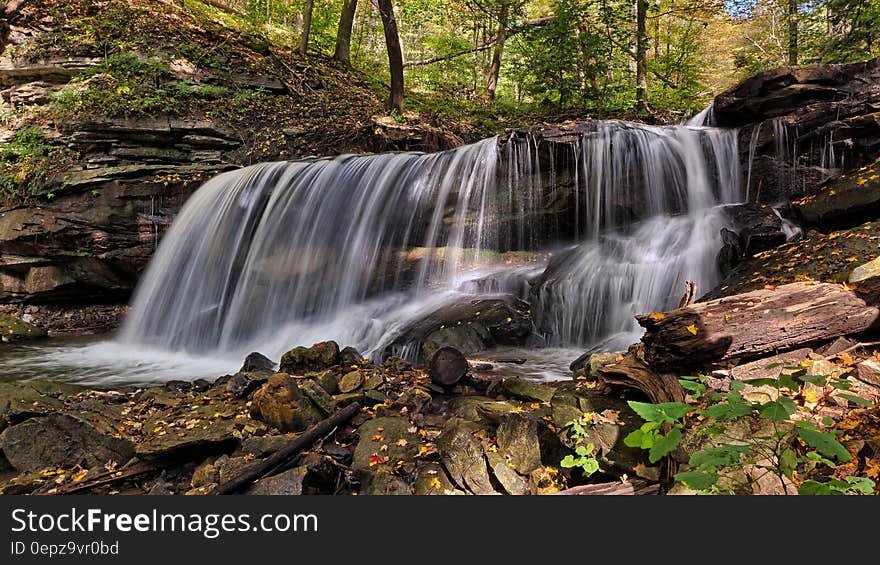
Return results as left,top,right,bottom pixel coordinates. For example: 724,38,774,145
352,417,419,473
0,313,46,342
278,341,340,374
250,373,324,433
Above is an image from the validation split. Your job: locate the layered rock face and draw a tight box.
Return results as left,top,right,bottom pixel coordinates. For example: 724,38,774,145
714,57,880,204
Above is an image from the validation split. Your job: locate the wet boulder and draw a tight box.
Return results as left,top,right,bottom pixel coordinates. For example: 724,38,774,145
246,466,307,495
436,420,497,495
382,296,532,363
250,374,324,433
352,417,419,473
226,372,268,399
0,313,47,342
338,346,363,367
570,351,623,380
0,412,134,472
496,412,543,474
792,159,880,231
279,341,340,374
498,377,556,403
239,352,276,373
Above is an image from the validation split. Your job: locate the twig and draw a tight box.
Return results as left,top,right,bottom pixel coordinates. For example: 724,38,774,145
215,402,361,494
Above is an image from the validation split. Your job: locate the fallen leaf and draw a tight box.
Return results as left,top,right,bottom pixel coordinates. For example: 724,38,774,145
686,324,698,335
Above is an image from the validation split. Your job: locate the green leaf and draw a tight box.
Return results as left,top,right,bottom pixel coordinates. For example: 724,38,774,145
764,362,783,370
758,397,796,422
730,380,745,393
778,373,800,392
580,458,600,477
798,428,852,462
674,471,719,490
828,379,851,390
648,428,682,463
575,443,594,456
821,416,835,426
689,444,749,471
780,449,797,479
560,455,577,468
744,377,779,387
800,374,827,386
798,480,835,495
679,379,706,395
835,393,873,407
627,401,691,423
843,476,875,495
701,401,753,420
624,429,650,449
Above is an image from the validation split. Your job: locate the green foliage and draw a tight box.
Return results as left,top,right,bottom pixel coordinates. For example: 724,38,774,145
0,127,71,199
52,52,230,118
560,415,601,478
624,367,875,495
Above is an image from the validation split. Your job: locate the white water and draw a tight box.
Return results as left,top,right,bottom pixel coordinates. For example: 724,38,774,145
7,121,743,384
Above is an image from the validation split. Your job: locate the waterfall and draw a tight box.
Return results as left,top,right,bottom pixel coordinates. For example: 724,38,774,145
100,120,742,372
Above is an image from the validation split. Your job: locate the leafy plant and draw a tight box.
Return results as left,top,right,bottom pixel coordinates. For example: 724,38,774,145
560,416,600,478
623,366,875,495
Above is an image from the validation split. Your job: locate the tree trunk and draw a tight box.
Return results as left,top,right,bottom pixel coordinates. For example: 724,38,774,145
333,0,358,65
788,0,799,65
377,0,404,112
636,279,880,372
486,2,509,100
299,0,315,57
635,0,648,112
429,346,468,386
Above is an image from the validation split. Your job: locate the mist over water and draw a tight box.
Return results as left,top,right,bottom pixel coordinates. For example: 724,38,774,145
4,121,742,384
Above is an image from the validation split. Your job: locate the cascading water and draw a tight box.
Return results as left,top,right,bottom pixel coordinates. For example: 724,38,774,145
8,120,742,383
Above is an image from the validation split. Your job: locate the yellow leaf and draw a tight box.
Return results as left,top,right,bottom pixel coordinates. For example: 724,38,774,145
429,477,443,491
686,324,698,335
71,469,88,482
648,312,666,321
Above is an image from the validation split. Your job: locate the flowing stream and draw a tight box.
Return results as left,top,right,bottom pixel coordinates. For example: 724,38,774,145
1,121,742,384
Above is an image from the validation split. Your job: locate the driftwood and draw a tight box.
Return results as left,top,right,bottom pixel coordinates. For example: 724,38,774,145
596,345,686,403
637,279,880,372
553,480,660,495
429,346,468,387
49,462,159,495
215,402,361,494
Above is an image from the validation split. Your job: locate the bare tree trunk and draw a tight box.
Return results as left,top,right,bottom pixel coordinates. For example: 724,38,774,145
635,0,648,112
788,0,799,65
377,0,404,112
299,0,315,56
486,2,509,100
334,0,359,65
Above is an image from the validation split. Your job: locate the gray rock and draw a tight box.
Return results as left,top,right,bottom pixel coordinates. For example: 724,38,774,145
246,466,307,495
240,352,276,373
250,374,324,433
498,377,555,403
496,412,543,475
436,420,496,495
352,417,419,473
485,451,530,495
0,413,134,472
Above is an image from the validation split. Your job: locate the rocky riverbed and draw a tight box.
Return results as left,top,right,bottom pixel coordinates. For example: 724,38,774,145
1,334,878,496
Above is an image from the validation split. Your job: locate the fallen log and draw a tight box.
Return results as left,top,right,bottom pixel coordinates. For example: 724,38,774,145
553,480,660,495
596,345,686,404
637,279,880,372
429,346,468,387
215,402,360,495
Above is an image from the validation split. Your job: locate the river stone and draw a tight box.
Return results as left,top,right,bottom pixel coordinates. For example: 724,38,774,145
413,463,460,495
363,469,411,495
423,325,491,359
856,359,880,387
191,459,221,487
339,370,364,393
496,412,542,474
849,257,880,283
362,371,384,390
449,396,517,424
239,352,276,373
0,313,46,342
352,417,419,473
332,391,364,407
485,451,530,495
0,412,134,472
217,455,262,485
226,372,268,399
436,420,496,494
298,379,336,415
246,466,307,495
339,346,363,367
241,435,291,458
279,341,340,374
0,381,70,428
499,377,555,403
309,370,339,394
250,373,324,433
